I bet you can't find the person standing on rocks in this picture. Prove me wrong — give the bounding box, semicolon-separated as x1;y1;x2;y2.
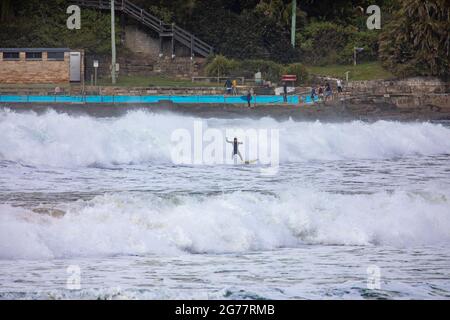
246;90;253;108
225;79;232;95
283;82;288;103
311;86;317;102
318;85;324;102
337;79;343;94
325;82;333;102
232;79;238;95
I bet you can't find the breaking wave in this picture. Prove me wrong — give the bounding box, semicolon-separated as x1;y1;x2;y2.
1;188;449;260
0;109;449;166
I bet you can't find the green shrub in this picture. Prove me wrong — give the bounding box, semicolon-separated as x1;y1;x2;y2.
338;31;380;64
298;21;355;65
234;59;284;82
298;21;380;66
283;63;309;84
204;55;238;77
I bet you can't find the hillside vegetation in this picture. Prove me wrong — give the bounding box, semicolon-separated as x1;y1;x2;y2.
0;0;448;80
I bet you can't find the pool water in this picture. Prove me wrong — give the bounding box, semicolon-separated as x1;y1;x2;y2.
0;95;318;104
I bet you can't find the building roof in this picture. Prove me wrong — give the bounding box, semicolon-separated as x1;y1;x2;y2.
0;48;72;52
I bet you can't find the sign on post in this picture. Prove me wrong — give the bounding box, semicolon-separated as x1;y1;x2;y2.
353;47;365;66
93;60;99;86
282;75;297;82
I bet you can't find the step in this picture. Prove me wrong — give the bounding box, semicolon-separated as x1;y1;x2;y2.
72;0;213;57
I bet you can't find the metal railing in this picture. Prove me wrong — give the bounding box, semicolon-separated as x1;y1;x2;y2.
191;77;246;85
72;0;214;57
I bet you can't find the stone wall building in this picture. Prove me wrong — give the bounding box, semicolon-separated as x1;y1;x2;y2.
0;48;84;84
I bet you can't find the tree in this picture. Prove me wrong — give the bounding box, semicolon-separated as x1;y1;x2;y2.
182;0;299;62
379;0;450;79
0;0;118;55
0;0;14;22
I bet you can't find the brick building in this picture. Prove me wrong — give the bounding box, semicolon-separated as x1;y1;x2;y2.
0;48;84;84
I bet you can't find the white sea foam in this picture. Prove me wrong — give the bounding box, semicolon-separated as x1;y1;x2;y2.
0;109;449;166
1;188;449;260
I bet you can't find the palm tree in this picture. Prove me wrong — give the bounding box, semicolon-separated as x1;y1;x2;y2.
379;0;450;79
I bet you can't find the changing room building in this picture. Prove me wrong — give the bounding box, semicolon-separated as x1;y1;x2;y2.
0;48;84;84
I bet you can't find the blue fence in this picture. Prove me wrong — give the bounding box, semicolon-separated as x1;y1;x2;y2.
0;94;320;105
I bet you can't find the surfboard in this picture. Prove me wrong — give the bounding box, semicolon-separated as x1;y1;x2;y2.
243;159;258;165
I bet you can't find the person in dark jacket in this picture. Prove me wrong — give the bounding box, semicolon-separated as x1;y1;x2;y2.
318;86;324;101
225;79;232;95
325;82;333;101
246;90;252;108
283;82;288;103
226;137;243;161
311;86;316;100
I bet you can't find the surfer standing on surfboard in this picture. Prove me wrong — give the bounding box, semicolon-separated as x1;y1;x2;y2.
226;137;243;161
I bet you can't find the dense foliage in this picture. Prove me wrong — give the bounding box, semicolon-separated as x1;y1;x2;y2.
298;21;380;65
0;0;119;54
379;0;450;79
0;0;448;78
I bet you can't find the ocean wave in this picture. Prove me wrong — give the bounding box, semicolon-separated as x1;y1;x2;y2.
0;109;449;166
1;188;449;260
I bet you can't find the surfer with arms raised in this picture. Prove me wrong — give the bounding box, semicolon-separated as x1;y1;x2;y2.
226;137;243;161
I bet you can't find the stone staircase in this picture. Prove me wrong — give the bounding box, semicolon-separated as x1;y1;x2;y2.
72;0;213;57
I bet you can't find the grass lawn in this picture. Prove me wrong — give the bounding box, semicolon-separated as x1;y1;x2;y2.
0;62;393;92
306;62;394;81
97;75;220;87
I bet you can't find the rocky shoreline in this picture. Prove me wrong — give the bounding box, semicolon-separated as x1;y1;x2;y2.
1;77;449;121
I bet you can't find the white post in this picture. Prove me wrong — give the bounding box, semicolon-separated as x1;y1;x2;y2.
111;0;117;84
291;0;296;48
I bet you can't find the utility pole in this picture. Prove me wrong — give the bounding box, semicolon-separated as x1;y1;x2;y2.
291;0;297;47
111;0;116;84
